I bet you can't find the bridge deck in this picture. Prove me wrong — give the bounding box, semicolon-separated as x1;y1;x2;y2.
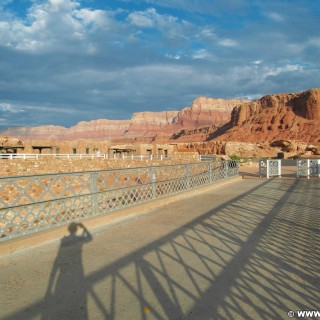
1;177;319;320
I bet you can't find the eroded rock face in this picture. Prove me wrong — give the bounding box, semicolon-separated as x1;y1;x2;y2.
180;141;280;158
124;111;179;137
222;88;320;143
0;136;23;146
1;97;247;140
66;119;131;140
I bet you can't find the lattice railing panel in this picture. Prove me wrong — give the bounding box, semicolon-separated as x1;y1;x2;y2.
0;173;92;208
297;159;320;178
0;195;94;240
0;161;238;241
268;160;280;176
259;159;281;178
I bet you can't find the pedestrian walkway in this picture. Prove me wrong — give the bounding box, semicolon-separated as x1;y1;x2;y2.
1;177;319;320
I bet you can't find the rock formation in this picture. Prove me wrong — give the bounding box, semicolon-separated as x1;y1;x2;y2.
0;136;23;146
0;97;247;141
218;88;320;143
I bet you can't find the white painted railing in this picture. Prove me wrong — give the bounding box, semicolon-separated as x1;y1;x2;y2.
259;159;282;178
297;159;320;178
0;154;172;160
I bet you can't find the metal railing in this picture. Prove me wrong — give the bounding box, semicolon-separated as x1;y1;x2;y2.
0;161;238;242
258;158;320;179
0;153;173;160
297;159;320;178
259;159;282;178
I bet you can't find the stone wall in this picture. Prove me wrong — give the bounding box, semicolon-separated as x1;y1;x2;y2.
0;153;200;177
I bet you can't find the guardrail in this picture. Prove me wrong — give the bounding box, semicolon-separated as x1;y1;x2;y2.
297;159;320;178
0;160;238;242
0;153;172;160
259;158;320;179
259;159;281;178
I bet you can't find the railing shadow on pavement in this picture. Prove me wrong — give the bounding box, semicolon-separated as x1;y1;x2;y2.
2;178;320;320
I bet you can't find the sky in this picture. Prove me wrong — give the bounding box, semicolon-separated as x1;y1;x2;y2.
0;0;319;129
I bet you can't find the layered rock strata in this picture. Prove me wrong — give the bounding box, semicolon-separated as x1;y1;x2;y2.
220;88;320;143
1;97;247;140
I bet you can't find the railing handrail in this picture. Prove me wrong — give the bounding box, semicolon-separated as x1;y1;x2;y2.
0;153;174;160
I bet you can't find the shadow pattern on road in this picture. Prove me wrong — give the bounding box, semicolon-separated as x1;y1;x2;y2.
3;178;320;320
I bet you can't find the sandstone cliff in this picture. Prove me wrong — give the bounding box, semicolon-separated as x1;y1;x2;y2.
124;111;179;137
1;97;247;140
170;88;320;144
125;97;247;138
65;119;131;140
218;88;320;143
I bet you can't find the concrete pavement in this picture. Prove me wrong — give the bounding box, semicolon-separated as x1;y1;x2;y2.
0;177;319;320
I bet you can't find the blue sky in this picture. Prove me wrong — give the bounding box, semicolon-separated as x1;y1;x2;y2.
0;0;319;129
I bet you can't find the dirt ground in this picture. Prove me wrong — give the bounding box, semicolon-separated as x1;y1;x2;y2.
0;176;319;320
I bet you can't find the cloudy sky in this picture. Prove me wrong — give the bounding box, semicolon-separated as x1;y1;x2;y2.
0;0;319;129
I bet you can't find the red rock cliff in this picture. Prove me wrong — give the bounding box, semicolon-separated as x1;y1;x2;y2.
1;97;247;140
220;88;320;143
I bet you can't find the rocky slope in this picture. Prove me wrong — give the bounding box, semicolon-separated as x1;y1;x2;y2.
1;97;247;140
169;88;320;144
218;88;320;143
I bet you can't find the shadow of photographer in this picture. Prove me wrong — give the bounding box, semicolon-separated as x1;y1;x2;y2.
41;222;92;320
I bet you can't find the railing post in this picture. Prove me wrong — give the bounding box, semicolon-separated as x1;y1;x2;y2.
279;160;282;178
208;162;212;183
91;172;98;215
150;167;156;199
224;161;229;179
186;165;190;189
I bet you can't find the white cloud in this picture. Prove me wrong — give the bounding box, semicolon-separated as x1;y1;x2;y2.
0;103;24;113
308;37;320;48
198;27;216;39
126;7;191;40
192;49;214;60
127;9;155;27
0;0;116;52
264;64;303;77
165;53;181;60
218;39;239;47
266;12;285;22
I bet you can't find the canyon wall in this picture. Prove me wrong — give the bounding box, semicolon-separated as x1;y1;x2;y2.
0;97;247;141
169;88;320;144
221;88;320;143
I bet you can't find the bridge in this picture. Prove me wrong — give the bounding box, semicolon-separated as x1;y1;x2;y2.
0;161;319;319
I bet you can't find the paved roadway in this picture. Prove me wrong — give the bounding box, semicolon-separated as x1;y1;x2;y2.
0;176;320;320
